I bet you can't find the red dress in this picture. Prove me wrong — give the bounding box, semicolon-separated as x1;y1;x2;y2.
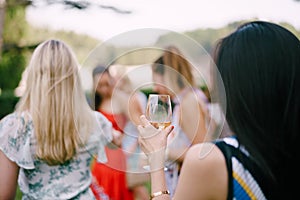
91;110;134;200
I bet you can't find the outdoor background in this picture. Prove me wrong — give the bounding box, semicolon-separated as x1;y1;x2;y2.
0;0;300;199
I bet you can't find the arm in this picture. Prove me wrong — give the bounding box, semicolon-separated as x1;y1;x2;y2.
126;92;144;126
165;92;208;163
114;90;143;126
137;115;173;199
0;150;19;200
109;129;124;148
166;146;187;163
180;92;208;144
137;115;228;200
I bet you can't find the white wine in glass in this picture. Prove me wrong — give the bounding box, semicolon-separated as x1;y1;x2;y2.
146;94;172;130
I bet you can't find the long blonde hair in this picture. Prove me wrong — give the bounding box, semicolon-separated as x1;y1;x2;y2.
16;39;95;165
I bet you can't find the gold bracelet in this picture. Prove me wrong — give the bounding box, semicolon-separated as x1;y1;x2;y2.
150;190;170;199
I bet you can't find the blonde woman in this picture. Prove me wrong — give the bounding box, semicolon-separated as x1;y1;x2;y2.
0;39;114;200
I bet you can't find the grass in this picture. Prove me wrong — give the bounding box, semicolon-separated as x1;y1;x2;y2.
16;187;22;200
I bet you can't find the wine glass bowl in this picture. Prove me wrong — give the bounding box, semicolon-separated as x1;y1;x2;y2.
145;94;172;130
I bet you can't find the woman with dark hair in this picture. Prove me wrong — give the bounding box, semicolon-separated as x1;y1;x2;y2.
137;21;300;199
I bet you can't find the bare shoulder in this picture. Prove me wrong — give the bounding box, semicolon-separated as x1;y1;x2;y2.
174;143;228;200
180;91;201;118
185;143;227;172
180;90;206;115
181;90;199;106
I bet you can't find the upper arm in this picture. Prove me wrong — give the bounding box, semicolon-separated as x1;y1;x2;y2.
0;150;19;200
173;143;228;200
180;93;208;144
124;92;143;126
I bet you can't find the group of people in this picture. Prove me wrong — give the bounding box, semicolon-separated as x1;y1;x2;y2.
0;20;299;200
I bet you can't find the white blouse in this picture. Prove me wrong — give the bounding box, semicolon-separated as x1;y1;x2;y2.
0;111;112;200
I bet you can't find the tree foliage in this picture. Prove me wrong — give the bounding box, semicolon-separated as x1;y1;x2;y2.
0;0;27;91
24;27;101;63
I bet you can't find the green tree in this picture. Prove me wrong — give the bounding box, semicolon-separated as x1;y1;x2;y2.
0;0;28;118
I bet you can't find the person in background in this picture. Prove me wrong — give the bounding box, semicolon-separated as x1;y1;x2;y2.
91;65;143;200
138;21;300;199
112;66;150;200
0;39;114;200
151;45;211;196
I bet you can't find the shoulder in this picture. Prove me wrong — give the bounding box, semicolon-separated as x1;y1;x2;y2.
180;90;199;108
0;112;35;169
92;111;113;134
177;142;228;199
184;142;227;174
0;111;33;137
93;111;109;123
179;90;204;118
93;111;113;131
181;88;207;105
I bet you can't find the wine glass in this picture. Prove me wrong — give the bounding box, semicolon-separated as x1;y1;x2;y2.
145;94;172;130
142;94;172;171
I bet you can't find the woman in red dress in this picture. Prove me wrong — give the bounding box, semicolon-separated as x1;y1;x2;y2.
90;65;143;200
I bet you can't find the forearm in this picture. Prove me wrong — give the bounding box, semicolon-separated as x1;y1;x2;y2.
150;169;170;200
137;116;174;200
149;153;171;200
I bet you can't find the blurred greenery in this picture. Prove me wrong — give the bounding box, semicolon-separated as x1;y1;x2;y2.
0;0;101;120
95;19;300;67
16;187;22;200
0;90;19;119
1;2;27;88
158;19;300;55
24;27;101;64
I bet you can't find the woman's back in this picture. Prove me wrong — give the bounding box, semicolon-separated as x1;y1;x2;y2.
0;111;112;200
214;137;270;199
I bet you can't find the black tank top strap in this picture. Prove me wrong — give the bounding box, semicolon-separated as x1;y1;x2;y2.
213;137;272;199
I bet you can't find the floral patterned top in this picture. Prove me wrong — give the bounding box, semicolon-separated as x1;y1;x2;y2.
0;111;113;200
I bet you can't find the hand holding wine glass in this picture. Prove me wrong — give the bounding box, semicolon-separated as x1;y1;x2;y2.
138;94;173;171
138;115;174;171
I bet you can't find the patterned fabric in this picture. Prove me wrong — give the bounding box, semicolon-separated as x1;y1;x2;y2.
214;137;269;200
0;111;113;200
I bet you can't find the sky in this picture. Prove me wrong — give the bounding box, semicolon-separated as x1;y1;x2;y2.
24;0;300;91
26;0;300;42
